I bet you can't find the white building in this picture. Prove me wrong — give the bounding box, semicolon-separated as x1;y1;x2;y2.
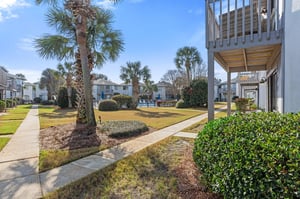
92;79;170;102
23;82;48;102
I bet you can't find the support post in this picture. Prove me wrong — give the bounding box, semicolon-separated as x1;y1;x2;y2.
208;50;215;121
227;72;231;116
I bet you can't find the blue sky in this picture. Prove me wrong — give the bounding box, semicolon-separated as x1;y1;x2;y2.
0;0;226;83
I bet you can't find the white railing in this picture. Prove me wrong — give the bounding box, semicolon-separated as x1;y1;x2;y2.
206;0;282;47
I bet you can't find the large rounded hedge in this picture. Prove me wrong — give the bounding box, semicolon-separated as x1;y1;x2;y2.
193;112;300;198
98;99;118;111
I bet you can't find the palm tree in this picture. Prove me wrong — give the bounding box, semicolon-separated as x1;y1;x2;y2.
57;62;74;108
142;80;158;102
40;68;64;100
35;2;124;125
120;61;151;109
174;46;201;85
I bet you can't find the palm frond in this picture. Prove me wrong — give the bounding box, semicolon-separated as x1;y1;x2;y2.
34;35;74;60
46;7;75;36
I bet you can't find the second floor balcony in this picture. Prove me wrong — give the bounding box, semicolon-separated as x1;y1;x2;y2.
238;72;260;83
206;0;283;73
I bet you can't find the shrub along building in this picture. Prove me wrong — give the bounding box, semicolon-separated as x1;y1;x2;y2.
92;79;172;102
206;0;299;120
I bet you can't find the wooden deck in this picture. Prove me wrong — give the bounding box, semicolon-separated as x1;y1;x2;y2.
215;44;281;72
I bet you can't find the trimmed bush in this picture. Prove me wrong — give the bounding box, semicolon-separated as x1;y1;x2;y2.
193;112;300;198
234;97;249;112
112;94;133;109
6;99;16;108
100;120;148;138
160;100;177;107
41;100;55;105
58;87;77;108
98;99;118;111
0;100;5;112
182;79;208;108
57;87;68;108
175;99;186;108
34;97;42;104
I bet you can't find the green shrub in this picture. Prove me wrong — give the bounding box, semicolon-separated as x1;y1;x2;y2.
6;99;16;108
175;99;186;108
193;112;300;198
100;120;148;138
41;100;55;105
98;99;118;111
34;97;42;104
57;87;68;108
234;97;249;112
0;100;5;112
160;100;177;107
112;94;133;109
182;79;208;108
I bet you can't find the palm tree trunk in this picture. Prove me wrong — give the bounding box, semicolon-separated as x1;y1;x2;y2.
75;52;87;123
132;78;139;109
67;86;72;108
67;0;96;126
76;17;96;126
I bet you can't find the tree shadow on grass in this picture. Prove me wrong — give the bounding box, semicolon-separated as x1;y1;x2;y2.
39;109;76;119
135;109;184;118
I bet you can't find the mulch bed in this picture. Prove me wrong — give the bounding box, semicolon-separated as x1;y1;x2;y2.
39;123;156;151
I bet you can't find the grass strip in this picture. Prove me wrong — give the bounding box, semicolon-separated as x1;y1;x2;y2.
0;137;10;151
44;137;195;199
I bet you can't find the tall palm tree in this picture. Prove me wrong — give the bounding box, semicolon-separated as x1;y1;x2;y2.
120;61;151;109
174;46;201;86
35;2;124;125
142;80;158;101
40;68;64;100
57;62;74;108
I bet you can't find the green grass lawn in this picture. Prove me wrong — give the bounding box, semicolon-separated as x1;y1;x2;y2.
39;106;206;130
0;105;31;135
44;137;219;199
0;137;10;151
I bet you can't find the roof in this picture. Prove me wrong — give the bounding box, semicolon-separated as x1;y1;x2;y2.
0;66;8;73
93;79;118;86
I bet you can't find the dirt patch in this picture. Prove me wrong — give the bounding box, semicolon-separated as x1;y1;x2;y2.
40;123;156;151
174;142;222;199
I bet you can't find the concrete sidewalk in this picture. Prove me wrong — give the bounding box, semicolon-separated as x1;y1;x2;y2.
0;105;42;199
0;106;225;199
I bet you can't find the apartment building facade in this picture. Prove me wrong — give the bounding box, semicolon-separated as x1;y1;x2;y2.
206;0;298;120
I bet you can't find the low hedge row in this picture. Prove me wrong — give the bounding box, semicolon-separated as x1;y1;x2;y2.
0;100;5;112
193;112;300;198
100;120;148;138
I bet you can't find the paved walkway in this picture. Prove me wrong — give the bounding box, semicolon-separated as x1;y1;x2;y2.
0;105;41;199
0;106;225;199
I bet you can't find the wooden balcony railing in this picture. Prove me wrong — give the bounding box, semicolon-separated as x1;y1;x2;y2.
206;0;282;48
238;72;259;83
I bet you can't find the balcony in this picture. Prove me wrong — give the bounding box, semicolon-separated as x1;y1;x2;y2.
206;0;283;72
238;72;260;83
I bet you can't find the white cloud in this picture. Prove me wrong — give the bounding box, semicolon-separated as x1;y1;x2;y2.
96;0;116;10
0;0;30;22
18;37;35;52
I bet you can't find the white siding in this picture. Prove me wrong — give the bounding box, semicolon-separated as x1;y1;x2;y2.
283;0;300;113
